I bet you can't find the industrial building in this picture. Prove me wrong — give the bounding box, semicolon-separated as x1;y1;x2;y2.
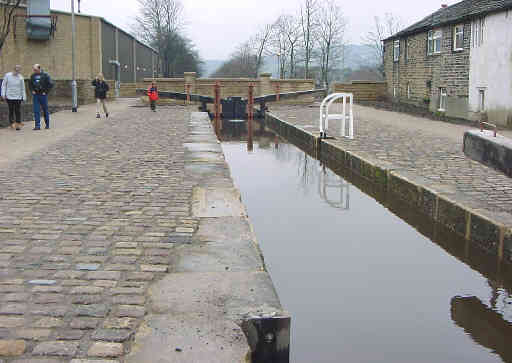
0;0;158;83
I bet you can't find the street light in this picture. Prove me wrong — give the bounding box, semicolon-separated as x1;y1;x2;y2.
71;0;78;112
274;52;281;79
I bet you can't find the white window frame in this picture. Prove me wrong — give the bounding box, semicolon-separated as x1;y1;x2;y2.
428;30;443;54
393;87;397;98
428;30;434;54
453;24;464;51
478;89;485;112
433;30;442;53
407;83;411;99
439;87;447;111
393;40;400;62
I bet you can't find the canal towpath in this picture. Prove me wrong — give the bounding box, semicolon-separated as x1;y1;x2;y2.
0;99;284;362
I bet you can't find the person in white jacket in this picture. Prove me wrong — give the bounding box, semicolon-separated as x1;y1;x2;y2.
1;65;27;130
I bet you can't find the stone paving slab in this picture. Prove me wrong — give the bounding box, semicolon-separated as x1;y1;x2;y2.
0;102;197;361
0;100;133;168
0;103;285;362
269;104;512;221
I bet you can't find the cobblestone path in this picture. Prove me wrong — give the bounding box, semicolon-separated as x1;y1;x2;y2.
0;104;197;362
270;104;512;221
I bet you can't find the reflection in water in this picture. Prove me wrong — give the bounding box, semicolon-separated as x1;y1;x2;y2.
275;136;350;210
222;129;512;363
452;296;512;363
318;166;350;210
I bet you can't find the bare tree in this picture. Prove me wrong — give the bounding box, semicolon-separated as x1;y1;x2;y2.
316;0;346;88
363;13;402;76
212;42;259;78
249;24;273;75
273;14;301;78
268;16;290;79
134;0;195;77
0;0;23;52
299;0;319;79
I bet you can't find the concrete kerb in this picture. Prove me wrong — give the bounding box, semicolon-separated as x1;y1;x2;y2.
265;111;512;261
125;111;290;363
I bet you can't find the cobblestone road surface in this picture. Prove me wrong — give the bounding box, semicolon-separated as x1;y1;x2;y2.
270;104;512;221
0;101;197;362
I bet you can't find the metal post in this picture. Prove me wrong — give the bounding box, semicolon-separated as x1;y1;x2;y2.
276;84;280;102
185;84;191;104
248;83;254;151
349;94;354;139
71;0;78;112
341;95;346;137
214;81;220;136
277;53;281;79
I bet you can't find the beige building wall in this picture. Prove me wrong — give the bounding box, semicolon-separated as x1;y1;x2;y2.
0;6;101;80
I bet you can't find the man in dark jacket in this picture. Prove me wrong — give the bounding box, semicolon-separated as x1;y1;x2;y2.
92;73;109;118
29;64;53;130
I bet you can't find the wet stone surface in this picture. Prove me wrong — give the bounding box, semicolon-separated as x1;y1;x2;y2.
0;105;198;360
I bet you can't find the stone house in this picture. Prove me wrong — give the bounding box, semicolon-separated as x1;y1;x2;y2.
383;0;512;127
0;0;158;82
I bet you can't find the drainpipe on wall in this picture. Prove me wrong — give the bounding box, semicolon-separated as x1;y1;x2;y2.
71;0;78;112
109;60;120;98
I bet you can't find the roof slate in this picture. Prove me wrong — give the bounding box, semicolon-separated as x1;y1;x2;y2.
386;0;512;40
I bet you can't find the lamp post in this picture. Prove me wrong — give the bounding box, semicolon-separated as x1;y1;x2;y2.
275;53;281;79
71;0;78;112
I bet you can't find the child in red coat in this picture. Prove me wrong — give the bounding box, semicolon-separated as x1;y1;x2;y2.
147;81;158;112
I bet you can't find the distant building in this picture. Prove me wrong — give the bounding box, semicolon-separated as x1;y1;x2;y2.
0;0;158;82
383;0;512;126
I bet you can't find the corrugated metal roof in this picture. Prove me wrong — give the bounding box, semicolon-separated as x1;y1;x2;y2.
386;0;512;40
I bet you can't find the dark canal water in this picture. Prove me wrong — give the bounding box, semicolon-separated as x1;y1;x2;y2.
221;133;512;363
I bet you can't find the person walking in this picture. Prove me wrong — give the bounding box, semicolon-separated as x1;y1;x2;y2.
92;73;109;118
1;65;27;131
29;64;53;130
147;81;158;112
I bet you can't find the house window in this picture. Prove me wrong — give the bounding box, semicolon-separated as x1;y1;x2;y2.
407;83;411;99
453;24;464;51
393;87;397;97
428;30;442;54
439;88;447;111
393;40;400;62
478;89;485;111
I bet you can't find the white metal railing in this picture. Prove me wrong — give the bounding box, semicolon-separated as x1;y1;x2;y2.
319;93;354;139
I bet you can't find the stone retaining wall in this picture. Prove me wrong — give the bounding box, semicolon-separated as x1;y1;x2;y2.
265;111;512;263
333;81;387;102
464;130;512;177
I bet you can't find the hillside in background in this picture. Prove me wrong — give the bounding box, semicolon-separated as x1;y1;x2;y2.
205;44;379;80
260;44;379;79
202;60;225;77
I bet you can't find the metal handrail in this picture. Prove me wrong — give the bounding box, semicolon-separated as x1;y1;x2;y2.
319;93;354;139
480;121;497;137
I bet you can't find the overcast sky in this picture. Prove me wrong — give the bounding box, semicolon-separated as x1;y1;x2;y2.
50;0;460;60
